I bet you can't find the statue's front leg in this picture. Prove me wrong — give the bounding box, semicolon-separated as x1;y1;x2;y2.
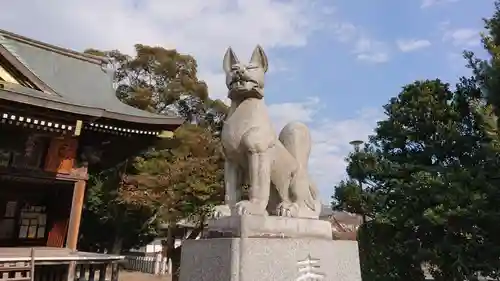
235;128;273;216
212;159;241;219
225;160;241;214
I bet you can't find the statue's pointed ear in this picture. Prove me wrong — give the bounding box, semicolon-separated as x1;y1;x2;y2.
250;45;268;73
223;47;239;73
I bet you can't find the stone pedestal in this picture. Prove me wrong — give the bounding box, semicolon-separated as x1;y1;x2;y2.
205;214;333;240
179;216;362;281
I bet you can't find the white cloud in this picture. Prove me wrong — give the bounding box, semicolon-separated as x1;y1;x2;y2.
396;39;432;52
353;38;390;63
330;23;389;63
421;0;459;9
0;0;331;100
332;23;358;43
0;0;378;201
268;99;381;201
356;53;389;63
310;108;381;199
442;26;480;47
268;97;321;130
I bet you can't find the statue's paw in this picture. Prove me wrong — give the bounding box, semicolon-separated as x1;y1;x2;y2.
277;202;299;217
235;200;268;216
212;204;232;219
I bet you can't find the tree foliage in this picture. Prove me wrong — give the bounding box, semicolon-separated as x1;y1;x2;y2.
79;45;227;254
332;2;500;278
80;169;157;253
85;46;227;128
334;78;500;280
120;124;225;223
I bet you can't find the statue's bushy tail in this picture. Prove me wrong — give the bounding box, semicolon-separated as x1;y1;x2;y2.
278;122;319;211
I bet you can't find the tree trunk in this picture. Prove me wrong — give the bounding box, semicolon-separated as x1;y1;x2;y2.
110;236;124;255
164;224;175;261
171;246;182;281
172;219;206;280
171;218;206;281
160;224;176;279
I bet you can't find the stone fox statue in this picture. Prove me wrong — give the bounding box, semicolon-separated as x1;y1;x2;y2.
219;45;321;219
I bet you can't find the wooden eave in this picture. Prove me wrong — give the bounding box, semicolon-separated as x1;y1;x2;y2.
0;29;184;131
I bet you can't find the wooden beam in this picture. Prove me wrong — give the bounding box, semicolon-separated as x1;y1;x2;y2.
0;64;19;84
66;180;86;250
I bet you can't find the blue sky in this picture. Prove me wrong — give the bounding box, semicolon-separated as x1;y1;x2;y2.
265;0;491;118
0;0;493;201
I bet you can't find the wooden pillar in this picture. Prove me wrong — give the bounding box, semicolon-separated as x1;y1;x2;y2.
66;180;86;250
66;261;77;281
111;262;119;281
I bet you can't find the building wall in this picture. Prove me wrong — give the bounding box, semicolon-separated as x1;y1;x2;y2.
0;181;72;247
131;229;201;254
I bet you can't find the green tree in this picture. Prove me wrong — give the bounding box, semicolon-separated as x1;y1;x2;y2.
465;1;500;121
79;46;228;254
333;2;500;280
79;169;157;253
332;145;378;217
85;46;227;129
120;124;225;276
120;124;224;223
333;79;500;280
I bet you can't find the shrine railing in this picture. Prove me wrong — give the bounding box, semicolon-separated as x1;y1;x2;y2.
0;248;122;281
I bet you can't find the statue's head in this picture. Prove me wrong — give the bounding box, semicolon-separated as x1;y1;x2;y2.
223;45;268;101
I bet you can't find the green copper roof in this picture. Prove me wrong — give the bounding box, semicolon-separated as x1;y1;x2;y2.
0;29;183;126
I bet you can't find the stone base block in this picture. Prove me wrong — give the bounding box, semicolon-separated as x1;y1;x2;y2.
179;238;362;281
205;215;333;240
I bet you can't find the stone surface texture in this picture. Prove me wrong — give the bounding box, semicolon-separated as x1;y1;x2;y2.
217;45;321;219
205;215;333;240
178;46;362;281
179;238;362;281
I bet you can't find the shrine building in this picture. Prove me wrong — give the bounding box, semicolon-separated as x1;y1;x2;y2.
0;29;183;281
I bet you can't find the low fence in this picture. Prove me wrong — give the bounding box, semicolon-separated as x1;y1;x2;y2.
0;261;33;281
122;254;171;276
0;248;121;281
72;263;119;281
